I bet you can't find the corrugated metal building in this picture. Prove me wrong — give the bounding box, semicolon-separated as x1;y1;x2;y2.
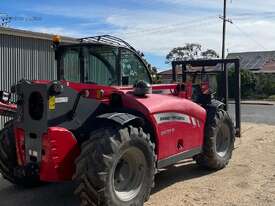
0;27;77;128
227;51;275;73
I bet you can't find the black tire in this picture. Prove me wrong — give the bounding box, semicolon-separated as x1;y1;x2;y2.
74;125;156;206
0;121;42;187
195;108;235;170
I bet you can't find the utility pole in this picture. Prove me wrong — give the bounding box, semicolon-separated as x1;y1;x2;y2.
219;0;233;110
222;0;227;60
220;0;233;60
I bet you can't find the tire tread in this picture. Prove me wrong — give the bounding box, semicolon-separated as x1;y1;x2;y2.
74;125;156;206
195;108;235;170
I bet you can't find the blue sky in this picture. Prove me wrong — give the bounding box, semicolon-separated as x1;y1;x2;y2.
1;0;275;70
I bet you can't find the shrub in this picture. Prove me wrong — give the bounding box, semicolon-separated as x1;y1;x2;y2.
227;68;256;99
256;74;275;96
268;95;275;101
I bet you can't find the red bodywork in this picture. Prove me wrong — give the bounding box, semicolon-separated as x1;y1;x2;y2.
8;81;207;182
0;101;17;115
15;127;80;181
121;93;206;159
40;127;80;181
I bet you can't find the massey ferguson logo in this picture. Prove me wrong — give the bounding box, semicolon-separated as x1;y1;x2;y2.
159;115;188;122
154;113;191;124
154;112;201;128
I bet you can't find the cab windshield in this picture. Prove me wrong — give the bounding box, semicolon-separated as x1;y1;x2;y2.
59;45;151;86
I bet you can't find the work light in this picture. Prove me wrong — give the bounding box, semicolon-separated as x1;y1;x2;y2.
0;91;11;104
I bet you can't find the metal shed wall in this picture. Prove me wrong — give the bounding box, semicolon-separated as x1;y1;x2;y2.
0;28;77;128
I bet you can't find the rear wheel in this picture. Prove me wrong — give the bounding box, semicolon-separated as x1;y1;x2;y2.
74;125;156;206
0;121;42;187
195;108;235;170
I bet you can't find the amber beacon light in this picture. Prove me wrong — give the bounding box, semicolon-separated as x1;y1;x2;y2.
52;35;61;44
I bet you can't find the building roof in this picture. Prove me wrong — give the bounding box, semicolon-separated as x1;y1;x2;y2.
0;28;139;52
0;26;77;43
255;60;275;73
227;51;275;72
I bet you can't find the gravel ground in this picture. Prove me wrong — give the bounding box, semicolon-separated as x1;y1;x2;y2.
146;123;275;206
0;123;275;206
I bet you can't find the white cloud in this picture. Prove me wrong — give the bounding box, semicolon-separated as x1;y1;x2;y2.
156;0;275;13
19;26;85;37
23;1;275;67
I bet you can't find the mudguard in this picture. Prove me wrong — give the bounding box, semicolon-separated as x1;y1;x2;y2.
40;127;80;181
208;99;225;109
120;93;207;160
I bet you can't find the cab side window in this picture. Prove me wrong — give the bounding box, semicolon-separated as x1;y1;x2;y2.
84;47;118;85
120;49;150;85
63;49;81;82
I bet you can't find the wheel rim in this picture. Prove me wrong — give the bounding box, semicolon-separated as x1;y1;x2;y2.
216;124;231;157
112;147;147;202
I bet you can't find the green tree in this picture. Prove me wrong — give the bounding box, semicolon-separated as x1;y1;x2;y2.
201;49;219;59
166;43;218;63
166;43;202;63
256;74;275;97
228;68;256;98
150;66;162;84
140;53;161;84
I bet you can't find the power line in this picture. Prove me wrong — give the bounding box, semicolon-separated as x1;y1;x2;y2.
232;12;275;22
113;16;219;37
103;16;218;36
127;20;218;36
218;1;268;56
131;12;275;36
108;12;275;38
231;22;267;50
115;12;271;39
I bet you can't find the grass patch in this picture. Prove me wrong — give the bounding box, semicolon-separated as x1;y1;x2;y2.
267;95;275;101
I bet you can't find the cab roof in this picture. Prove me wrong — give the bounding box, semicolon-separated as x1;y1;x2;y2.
77;35;138;52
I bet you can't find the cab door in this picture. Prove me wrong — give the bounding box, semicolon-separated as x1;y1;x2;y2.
120;48;152;85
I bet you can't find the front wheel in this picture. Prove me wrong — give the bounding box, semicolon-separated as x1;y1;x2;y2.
74;125;156;206
195;108;235;170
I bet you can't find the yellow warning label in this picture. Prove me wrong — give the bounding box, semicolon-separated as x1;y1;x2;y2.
49;96;55;110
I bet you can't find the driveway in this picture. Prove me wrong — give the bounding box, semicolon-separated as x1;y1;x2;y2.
229;103;275;125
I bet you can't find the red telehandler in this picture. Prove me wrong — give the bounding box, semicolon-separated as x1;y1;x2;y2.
0;35;240;206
